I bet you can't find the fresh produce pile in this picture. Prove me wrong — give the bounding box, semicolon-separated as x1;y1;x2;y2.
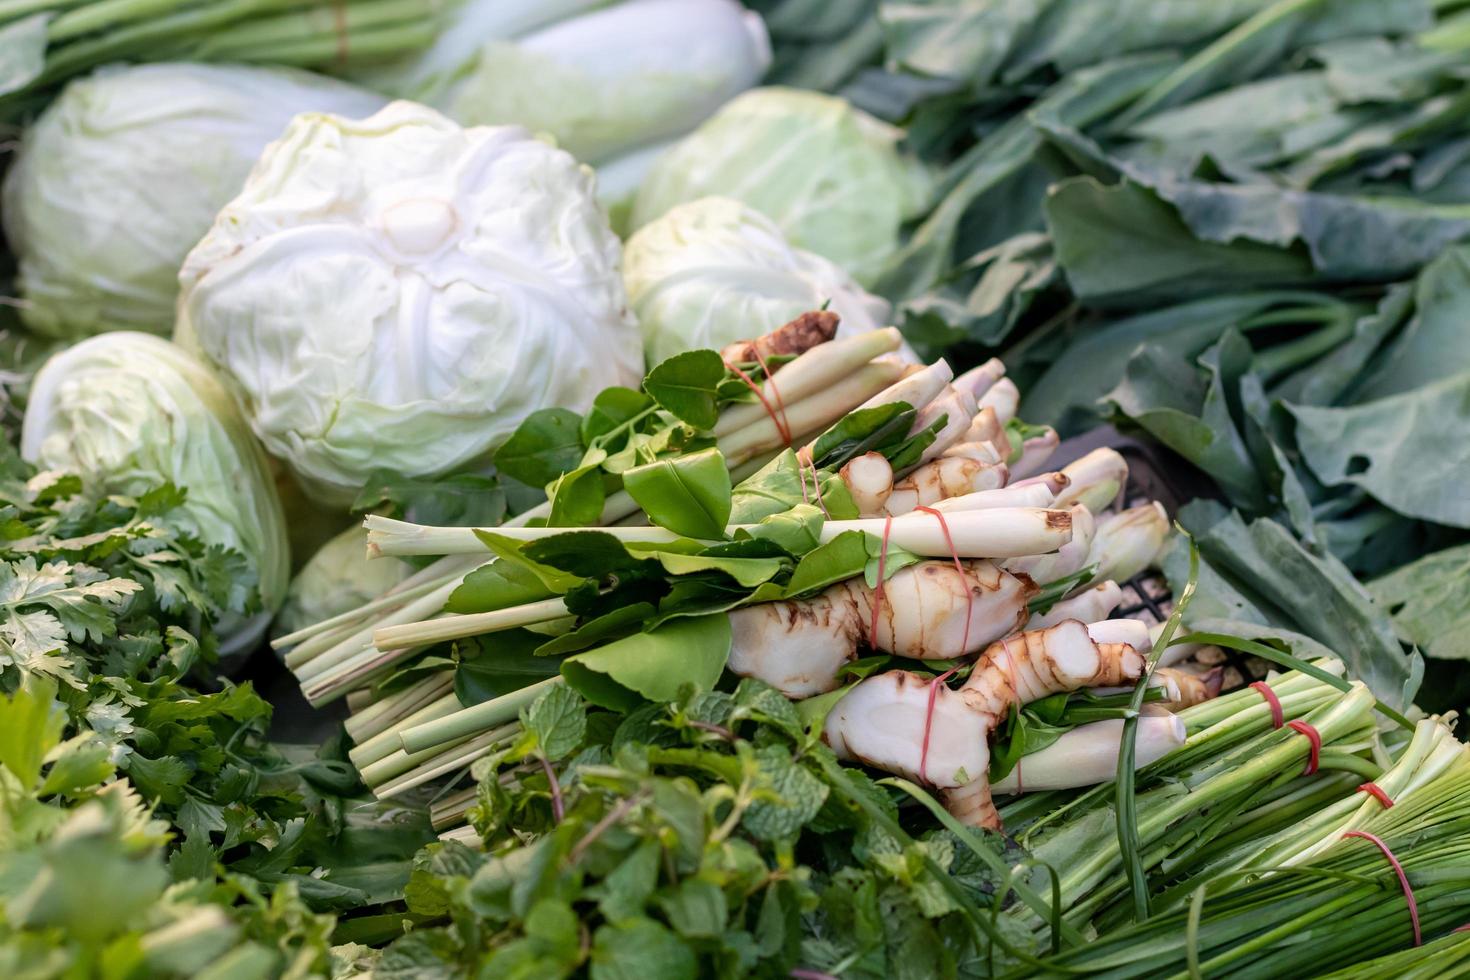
0;1;1468;978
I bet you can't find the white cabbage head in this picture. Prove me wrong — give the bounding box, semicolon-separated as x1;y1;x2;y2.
625;197;892;365
20;332;290;654
274;525;411;639
436;0;771;164
631;87;931;286
176;101;642;505
0;63;385;340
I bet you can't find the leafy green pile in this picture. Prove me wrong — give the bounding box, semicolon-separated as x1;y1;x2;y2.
0;446;430;974
368;678;1049;979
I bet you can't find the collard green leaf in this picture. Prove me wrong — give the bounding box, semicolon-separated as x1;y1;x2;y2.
1290;370;1470;528
1370;542;1470;660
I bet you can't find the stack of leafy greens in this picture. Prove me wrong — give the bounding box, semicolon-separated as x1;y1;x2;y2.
0;446;430;975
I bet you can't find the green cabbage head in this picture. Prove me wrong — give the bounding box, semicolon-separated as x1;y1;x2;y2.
631;87;931;286
20;333;290;654
176;101;643;505
625;197;891;365
0;63;385;340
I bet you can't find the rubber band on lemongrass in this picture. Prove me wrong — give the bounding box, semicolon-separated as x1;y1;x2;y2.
915;505;972;656
724;359;791;445
868;515;894;650
919;666;960;784
1357;783;1395;808
1287;719;1321;775
1250;681;1284;729
1343;830;1421;946
752;348;792;441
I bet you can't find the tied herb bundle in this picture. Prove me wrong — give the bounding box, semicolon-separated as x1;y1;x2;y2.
0;445;430;975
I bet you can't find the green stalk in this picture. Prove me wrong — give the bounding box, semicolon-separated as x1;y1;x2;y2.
0;0;88;21
343;672;455;745
372;596;569;651
376;724;517;799
348;691;460;770
400;677;561;755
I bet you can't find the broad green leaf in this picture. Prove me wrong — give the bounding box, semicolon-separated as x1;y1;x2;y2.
562;615;731;712
455;630;565;706
643;350;726;430
473;532;585;594
622;448;732;540
583;388;655;445
1370;542;1470;660
546;463;607;527
1290;370;1470;528
445;560;555;615
494;407;587;489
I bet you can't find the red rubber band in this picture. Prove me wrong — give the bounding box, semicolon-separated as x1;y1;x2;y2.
1343;830;1421;947
803;457;830;518
915;506;972;656
869;516;893;650
1250;681;1284;729
919;666;959;784
724;359;791;446
1456;924;1470;933
1287;720;1321;775
1357;782;1395;808
752;348;791;442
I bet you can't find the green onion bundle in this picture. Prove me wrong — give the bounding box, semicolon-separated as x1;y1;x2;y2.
0;0;440;121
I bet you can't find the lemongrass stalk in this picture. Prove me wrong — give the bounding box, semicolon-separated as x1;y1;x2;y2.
929;481;1056;513
373;597;570;652
952;358;1005;401
366;506;1075;562
911;388;979;465
349;691;462;770
977;377;1019;424
344;673;455;745
192;20;438;65
376;724;517;799
713;327;903;436
400;677;562;755
1054;448;1127;513
292;577;460;677
185;0;426;54
431;787;478;831
1088;503;1171;585
345;688;375;714
272;554;479;650
439;825;482;847
849;356;952;416
721;360;905;464
302;643;426;707
361;733;474;789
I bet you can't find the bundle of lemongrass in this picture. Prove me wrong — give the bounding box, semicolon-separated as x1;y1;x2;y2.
277;318;1201;838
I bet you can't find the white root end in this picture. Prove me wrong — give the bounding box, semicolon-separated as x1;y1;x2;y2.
1010;428;1059;480
941;439;1009;466
960;406;1004;447
991;709;1186;795
889;456;1009;514
976;377;1019;424
1028;580;1124;630
1003;504;1096;584
1089;501;1171;585
840;452;895;517
1054;448;1128;513
1085;618;1153;656
1153;666;1223;710
1012;471;1070;497
824;670;987;791
727;586;866;699
953;358;1006;403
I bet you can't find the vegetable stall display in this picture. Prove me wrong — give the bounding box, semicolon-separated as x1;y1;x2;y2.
1;0;1469;976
